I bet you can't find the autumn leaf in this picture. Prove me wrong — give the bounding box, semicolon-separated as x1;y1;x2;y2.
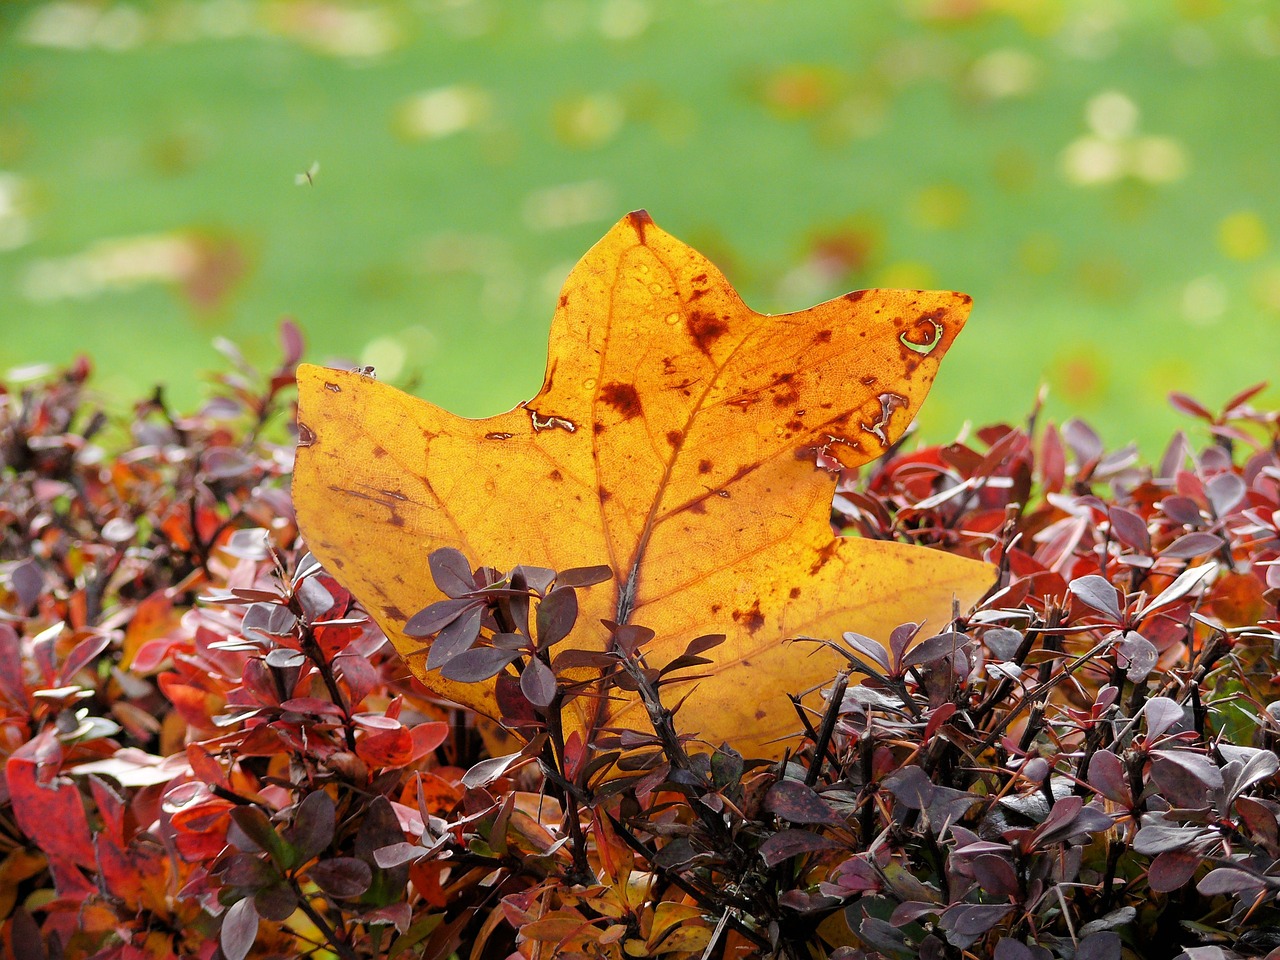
293;211;993;760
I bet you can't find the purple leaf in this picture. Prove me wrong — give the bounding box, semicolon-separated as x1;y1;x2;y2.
1069;575;1121;621
995;940;1052;960
1144;697;1186;741
520;656;558;708
374;842;427;869
970;854;1019;898
253;882;299;921
428;548;475;598
535;586;578;649
1117;631;1157;682
888;623;921;671
220;898;260;960
424;605;483;670
764;780;844;826
939;902;1012;936
1143;562;1217;616
285;790;335;864
556;565;613;588
1163;532;1225;560
902;632;967;670
1087;750;1131;806
1206;473;1245;516
407;599;481;640
758;830;842;867
1108;506;1151;552
1197;867;1270;896
983;627;1023;661
295;576;335;619
440;646;521;683
308;857;373;899
1076;932;1122;960
1152;750;1223;790
841;631;890;673
1160;495;1204;526
1133;818;1209;855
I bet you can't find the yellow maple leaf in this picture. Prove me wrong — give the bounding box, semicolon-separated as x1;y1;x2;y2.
293;211;993;760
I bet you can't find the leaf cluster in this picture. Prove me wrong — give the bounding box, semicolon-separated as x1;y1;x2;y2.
2;341;1280;960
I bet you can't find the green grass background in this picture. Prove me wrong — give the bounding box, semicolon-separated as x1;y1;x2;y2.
2;0;1278;451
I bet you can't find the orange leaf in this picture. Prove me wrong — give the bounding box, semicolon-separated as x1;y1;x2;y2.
293;212;994;760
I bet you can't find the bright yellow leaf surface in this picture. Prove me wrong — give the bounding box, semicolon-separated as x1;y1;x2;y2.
293;212;994;760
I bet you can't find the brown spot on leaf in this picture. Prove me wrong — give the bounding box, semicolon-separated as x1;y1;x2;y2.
297;423;316;447
690;500;706;514
809;540;839;575
692;273;708;284
698;459;713;474
687;309;729;356
384;606;406;621
710;603;722;614
388;514;405;527
628;209;653;242
666;430;683;447
843;291;867;303
594;422;606;435
814;329;832;343
773;390;800;407
601;382;643;420
559;293;569;308
600;488;612;503
732;601;765;634
549;469;563;481
787;419;804;431
789;587;801;599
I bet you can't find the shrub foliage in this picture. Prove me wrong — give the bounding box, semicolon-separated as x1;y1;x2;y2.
1;329;1279;960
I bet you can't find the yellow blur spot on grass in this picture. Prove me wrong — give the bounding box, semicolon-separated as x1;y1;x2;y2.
1217;211;1269;260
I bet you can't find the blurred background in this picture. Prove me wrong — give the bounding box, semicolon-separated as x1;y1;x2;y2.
1;0;1278;452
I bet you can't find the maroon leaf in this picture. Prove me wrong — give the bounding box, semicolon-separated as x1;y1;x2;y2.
758;829;842;867
253;882;299;921
970;853;1019;899
1108;506;1151;553
308;857;373;898
1148;850;1203;893
764;780;844;826
556;565;613;588
1087;750;1131;806
1160;495;1205;526
1168;392;1214;421
285;790;336;864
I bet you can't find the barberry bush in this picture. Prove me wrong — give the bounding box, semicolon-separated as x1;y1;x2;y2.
1;326;1279;960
